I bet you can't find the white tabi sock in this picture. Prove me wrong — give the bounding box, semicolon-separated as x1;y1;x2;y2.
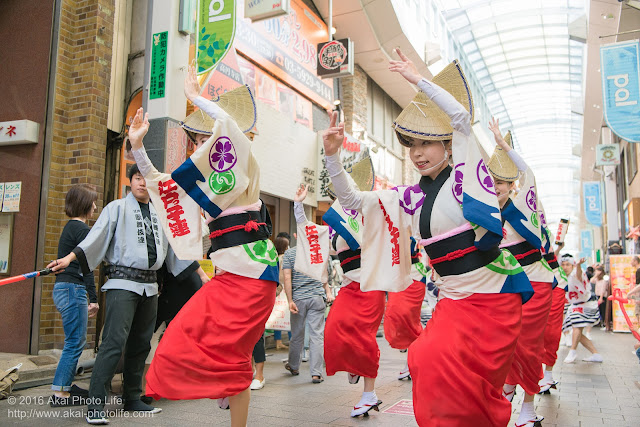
543;369;554;383
517;401;536;424
362;391;377;402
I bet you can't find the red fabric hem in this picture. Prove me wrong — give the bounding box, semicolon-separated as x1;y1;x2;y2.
506;281;552;395
324;282;385;378
408;293;522;427
145;273;275;400
542;286;567;366
384;280;426;349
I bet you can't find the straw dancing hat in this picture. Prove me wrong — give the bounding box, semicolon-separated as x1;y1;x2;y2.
393;60;474;146
180;84;257;142
327;156;375;199
487;131;519;182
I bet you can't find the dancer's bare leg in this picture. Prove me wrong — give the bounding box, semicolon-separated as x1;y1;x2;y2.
579;334;598;354
363;376;375;392
229;388;250;427
570;327;583;350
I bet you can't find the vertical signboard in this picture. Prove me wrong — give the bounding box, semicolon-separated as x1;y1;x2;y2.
583;181;603;227
196;0;236;75
601;41;640;143
150;31;168;100
609;255;639;332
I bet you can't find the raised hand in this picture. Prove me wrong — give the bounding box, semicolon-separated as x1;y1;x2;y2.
489;117;512;152
488;117;510;151
294;184;308;202
128;107;150;150
389;48;422;85
322;110;345;157
184;65;201;102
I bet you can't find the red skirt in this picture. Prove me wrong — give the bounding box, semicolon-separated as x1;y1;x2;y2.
408;293;521;427
324;281;385;378
145;273;275;400
506;281;552;395
384;280;426;349
542;286;567;366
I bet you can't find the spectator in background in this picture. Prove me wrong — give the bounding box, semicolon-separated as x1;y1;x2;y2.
274;233;291;350
50;184;99;407
282;186;334;383
590;265;609;330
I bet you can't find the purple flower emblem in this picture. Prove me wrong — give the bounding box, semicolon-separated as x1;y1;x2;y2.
476;161;496;195
540;212;547;227
395;184;425;215
209;136;237;172
452;163;464;204
526;187;537;212
342;207;359;219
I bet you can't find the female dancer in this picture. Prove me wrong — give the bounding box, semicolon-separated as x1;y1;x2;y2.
486;120;554;427
323;48;532;426
562;255;603;363
129;66;278;427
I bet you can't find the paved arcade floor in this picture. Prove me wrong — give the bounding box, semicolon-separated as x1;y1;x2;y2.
0;328;638;426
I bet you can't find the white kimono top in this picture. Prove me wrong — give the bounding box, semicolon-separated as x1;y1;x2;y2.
133;96;279;283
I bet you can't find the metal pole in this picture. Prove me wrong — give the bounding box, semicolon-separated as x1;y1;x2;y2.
142;0;154;111
599;28;640;39
328;0;333;42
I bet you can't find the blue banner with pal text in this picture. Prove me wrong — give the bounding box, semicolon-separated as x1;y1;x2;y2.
583;181;603;227
601;41;640;143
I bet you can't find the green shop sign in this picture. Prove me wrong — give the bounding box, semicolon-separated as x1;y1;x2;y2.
197;0;236;75
150;31;168;99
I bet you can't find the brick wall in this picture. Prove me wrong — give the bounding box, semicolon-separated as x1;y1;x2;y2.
340;65;368;136
39;0;115;351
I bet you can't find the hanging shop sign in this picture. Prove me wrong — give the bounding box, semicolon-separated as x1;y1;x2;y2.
196;0;236;75
244;0;289;22
581;229;594;252
149;31;168;100
583;181;603;227
317;38;354;79
595;143;620;166
0;120;39;146
600;40;640;143
234;0;333;109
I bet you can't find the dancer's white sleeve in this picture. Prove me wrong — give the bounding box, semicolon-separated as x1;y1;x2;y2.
192;96;230;121
324;152;363;211
293;201;307;224
132;146;154;178
417;79;471;136
507;150;528;172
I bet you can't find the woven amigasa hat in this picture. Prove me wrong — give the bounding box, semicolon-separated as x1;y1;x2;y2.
392;60;474;146
487;131;519;182
180;84;257;142
327;156;375;199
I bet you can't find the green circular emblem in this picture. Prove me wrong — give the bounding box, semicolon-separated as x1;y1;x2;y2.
209;170;235;195
347;217;359;232
530;211;539;228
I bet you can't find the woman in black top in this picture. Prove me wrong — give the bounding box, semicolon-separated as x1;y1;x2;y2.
50;184;98;407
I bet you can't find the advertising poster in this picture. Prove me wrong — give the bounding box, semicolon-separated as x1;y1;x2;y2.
609;254;639;332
